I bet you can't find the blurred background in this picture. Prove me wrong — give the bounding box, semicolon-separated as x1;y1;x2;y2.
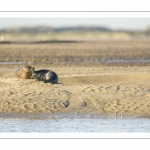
0;18;150;42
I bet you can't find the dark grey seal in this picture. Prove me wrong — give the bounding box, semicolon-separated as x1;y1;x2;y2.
31;69;58;83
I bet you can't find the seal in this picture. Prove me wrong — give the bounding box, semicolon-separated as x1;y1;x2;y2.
31;69;58;83
15;65;34;79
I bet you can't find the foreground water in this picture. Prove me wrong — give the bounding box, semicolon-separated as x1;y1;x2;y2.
0;115;150;132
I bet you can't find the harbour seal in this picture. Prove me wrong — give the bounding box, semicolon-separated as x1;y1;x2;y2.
31;69;58;83
15;65;34;79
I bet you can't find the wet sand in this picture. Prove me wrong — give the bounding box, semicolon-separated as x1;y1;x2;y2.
0;41;150;117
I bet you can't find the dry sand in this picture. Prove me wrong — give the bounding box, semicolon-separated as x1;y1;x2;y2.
1;66;150;117
0;41;150;117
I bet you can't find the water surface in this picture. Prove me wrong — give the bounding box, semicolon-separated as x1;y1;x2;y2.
0;116;150;132
1;59;150;65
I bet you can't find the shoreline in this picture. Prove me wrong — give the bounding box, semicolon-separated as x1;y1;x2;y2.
0;112;150;119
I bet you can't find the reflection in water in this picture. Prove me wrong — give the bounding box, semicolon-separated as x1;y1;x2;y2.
0;116;150;132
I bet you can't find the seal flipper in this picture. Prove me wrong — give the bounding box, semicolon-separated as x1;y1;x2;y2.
44;80;52;83
44;79;58;84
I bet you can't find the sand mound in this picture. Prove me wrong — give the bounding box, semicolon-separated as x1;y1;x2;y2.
0;67;150;117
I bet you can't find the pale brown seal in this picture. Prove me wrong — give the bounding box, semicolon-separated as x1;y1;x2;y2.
31;69;58;83
15;65;34;79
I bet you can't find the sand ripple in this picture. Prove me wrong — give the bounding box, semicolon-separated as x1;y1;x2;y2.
0;67;150;117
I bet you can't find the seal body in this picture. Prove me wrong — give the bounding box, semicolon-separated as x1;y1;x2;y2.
15;65;34;79
31;69;58;83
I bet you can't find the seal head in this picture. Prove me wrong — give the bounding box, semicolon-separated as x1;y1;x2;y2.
15;65;35;79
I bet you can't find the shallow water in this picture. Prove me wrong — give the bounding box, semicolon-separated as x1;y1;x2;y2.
86;59;150;63
0;62;26;65
1;59;150;65
0;116;150;132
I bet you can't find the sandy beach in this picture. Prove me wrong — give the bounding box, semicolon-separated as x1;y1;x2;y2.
1;40;150;117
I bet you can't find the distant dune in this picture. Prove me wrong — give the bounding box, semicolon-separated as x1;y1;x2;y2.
0;26;150;42
0;26;112;33
0;26;150;35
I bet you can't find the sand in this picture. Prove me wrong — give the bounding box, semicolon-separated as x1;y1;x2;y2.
1;66;150;117
1;41;150;117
